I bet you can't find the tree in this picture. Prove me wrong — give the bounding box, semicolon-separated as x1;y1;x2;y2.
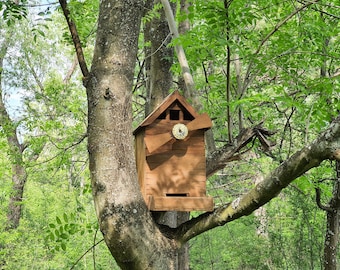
0;3;31;229
58;0;340;268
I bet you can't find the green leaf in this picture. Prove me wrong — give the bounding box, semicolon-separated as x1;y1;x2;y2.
60;233;68;239
56;216;62;225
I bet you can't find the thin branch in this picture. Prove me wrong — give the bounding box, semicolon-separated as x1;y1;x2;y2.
51;133;87;151
296;0;340;19
63;54;78;84
93;227;99;270
59;0;89;78
206;122;276;176
27;134;87;168
24;51;45;92
241;0;320;96
144;32;172;60
70;238;105;270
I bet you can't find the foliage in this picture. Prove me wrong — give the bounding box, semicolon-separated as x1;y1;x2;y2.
0;0;28;26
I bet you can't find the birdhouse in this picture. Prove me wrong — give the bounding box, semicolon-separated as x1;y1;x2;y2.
133;91;214;212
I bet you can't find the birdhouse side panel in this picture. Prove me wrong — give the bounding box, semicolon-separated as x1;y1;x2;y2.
134;131;146;198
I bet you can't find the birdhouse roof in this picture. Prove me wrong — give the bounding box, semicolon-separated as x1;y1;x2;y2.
133;91;199;135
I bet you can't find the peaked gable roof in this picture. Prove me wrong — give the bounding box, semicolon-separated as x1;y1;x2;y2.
133;91;199;135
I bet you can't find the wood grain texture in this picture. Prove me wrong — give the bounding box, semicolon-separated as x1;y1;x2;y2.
134;91;213;211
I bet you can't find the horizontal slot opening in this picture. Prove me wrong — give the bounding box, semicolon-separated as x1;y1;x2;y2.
166;193;188;197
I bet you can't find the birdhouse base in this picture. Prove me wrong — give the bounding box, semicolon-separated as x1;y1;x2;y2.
148;196;214;212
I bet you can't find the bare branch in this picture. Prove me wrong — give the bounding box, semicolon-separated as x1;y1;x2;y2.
59;0;89;79
70;238;105;270
315;187;334;211
206;122;276;176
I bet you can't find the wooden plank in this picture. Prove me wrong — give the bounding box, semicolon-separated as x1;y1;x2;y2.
144;171;207;197
186;113;212;131
133;91;199;134
134;132;146;196
146;152;206;165
144;132;174;153
148;196;214;211
145;185;207;197
145;123;204;136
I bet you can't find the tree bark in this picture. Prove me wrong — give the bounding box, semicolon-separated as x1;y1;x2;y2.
144;0;174;115
324;209;339;270
323;161;340;270
85;1;178;268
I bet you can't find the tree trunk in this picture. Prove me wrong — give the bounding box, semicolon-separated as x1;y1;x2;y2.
323;161;340;270
144;0;174;115
6;156;27;229
85;1;178;268
324;209;339;270
0;37;27;230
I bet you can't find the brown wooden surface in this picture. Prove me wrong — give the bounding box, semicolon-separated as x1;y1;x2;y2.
134;131;146;197
133;91;213;211
133;91;199;135
144;132;174;153
148;196;214;211
186;113;212;131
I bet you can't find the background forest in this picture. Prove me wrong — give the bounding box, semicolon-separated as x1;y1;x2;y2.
0;0;339;269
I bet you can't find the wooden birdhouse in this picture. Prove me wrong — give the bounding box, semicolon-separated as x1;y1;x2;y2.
134;91;214;212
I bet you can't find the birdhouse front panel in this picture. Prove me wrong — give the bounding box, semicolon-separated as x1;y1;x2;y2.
134;91;214;212
145;130;206;197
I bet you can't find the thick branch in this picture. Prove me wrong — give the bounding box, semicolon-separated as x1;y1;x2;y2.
175;116;340;243
59;0;89;78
